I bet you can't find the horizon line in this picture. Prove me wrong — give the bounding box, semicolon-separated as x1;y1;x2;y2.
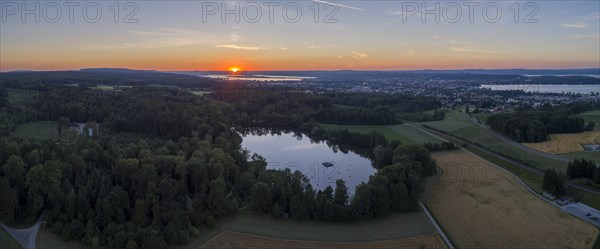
2;67;600;73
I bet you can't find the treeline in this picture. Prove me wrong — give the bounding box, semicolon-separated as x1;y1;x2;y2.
0;70;221;88
214;87;441;126
486;103;593;142
422;141;459;152
303;123;390;161
33;87;232;140
0;88;38;136
247;140;437;221
542;169;567;197
567;159;599;183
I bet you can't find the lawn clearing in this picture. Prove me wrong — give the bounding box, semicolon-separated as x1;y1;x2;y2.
320;124;413;144
386;124;444;144
199;231;446;249
422;111;475;132
472;113;492;124
321;124;443;145
574;110;600;124
0;227;22;249
35;227;87;249
523;131;600;154
428;150;598;249
561;151;600;162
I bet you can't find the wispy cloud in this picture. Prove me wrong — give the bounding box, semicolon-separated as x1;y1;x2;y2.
560;13;599;29
312;0;363;11
448;40;469;45
307;44;337;49
560;22;588;29
278;47;289;51
450;47;502;54
351;51;368;60
570;33;600;40
216;44;267;50
581;13;600;21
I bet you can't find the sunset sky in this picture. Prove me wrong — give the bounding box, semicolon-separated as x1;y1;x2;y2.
1;1;599;71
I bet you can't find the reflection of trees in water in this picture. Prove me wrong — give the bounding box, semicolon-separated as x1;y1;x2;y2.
238;127;375;162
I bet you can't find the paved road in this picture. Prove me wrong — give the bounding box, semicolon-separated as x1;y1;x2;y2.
0;218;43;249
418;202;455;249
464;113;568;163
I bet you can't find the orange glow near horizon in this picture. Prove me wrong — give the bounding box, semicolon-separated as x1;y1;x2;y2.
229;67;240;73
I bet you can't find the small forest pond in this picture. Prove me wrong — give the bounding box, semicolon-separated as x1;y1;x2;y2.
241;131;375;192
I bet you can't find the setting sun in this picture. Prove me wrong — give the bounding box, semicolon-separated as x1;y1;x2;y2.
229;67;240;73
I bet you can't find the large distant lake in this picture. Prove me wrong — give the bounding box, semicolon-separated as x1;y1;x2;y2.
241;131;375;192
480;84;600;94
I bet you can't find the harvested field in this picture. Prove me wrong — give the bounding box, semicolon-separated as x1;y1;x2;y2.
427;150;598;249
199;231;446;249
523;131;600;154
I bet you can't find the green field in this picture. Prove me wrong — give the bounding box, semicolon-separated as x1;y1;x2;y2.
561;151;600;162
422;111;475;132
321;124;413;144
387;125;444;144
0;227;22;249
574;110;600;124
321;124;442;145
10;121;77;141
472;113;492;124
451;126;567;171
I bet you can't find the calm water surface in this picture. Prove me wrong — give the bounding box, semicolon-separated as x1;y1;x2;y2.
241;132;375;192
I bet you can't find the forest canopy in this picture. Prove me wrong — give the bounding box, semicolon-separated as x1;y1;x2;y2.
486;103;593;142
0;81;440;249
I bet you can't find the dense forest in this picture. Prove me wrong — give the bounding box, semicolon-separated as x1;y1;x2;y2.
486;103;594;142
567;159;599;182
542;169;567;197
213;86;442;126
0;80;441;248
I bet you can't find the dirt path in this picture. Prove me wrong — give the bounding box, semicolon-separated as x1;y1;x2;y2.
199;231;446;249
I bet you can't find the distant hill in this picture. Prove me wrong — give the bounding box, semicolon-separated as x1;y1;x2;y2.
2;68;598;88
414;68;600;76
79;68;158;73
0;69;223;88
